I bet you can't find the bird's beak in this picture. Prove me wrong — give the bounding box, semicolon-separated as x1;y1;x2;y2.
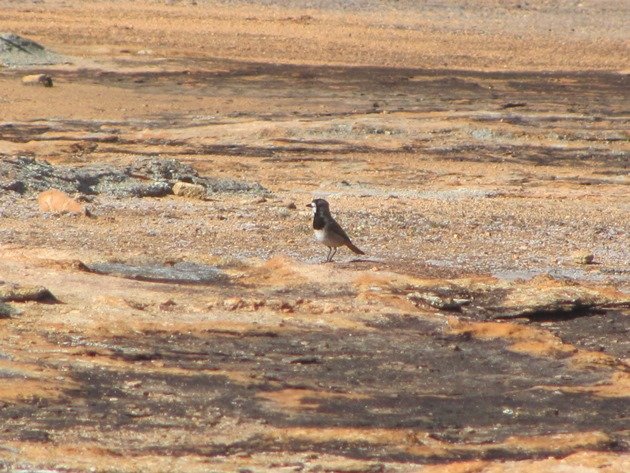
306;203;313;208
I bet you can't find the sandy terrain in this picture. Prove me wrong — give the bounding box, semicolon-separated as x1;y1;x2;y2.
0;1;628;472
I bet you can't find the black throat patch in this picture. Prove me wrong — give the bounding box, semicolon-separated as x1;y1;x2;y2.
312;212;326;230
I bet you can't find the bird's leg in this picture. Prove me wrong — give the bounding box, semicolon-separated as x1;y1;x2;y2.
325;247;332;263
330;247;337;262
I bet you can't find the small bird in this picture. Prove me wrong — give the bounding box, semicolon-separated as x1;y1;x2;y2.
307;198;365;262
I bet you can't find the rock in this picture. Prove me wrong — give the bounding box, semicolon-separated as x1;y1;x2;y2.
501;102;527;109
250;299;266;310
159;300;177;311
172;181;206;200
0;302;16;318
223;297;245;310
124;380;143;389
0;32;65;67
0;180;24;193
37;189;89;215
285;201;297;209
572;250;594;265
21;73;53;87
17;429;51;442
286;356;321;364
0;156;266;197
407;292;469;311
87;261;226;284
487;277;629;319
266;299;295;312
276;207;291;218
127;157;199;182
0;283;56;302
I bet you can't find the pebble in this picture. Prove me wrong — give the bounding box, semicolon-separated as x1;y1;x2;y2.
172;181;207;200
223;297;245;310
21;73;53;87
159;299;177;311
0;283;55;302
572;250;594;264
407;292;469;311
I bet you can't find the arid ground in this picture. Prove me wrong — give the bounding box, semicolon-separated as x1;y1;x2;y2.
0;1;628;472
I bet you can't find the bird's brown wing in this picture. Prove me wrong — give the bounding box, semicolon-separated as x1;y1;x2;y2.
327;218;365;254
326;218;352;242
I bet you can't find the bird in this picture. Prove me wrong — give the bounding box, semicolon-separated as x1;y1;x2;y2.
307;198;365;263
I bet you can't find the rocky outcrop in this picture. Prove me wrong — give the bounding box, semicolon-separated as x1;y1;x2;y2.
0;33;66;67
0;282;56;302
0;157;267;197
482;276;629;319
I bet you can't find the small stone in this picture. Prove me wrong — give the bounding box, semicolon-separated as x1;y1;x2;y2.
407;292;467;311
124;299;148;311
276;207;291;218
21;73;53;87
265;299;294;312
223;297;245;310
1;180;24;193
18;429;51;442
159;299;177;311
172;181;207;200
0;283;56;302
321;303;339;314
266;299;283;310
286;356;321;364
286;201;297;209
250;299;266;310
0;302;16;318
572;250;594;265
38;189;89;215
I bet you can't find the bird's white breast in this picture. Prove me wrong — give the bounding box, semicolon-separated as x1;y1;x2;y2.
314;228;344;247
314;229;326;243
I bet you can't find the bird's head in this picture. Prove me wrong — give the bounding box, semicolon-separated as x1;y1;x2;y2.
307;198;330;215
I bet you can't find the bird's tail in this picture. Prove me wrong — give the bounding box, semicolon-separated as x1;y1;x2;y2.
346;242;365;255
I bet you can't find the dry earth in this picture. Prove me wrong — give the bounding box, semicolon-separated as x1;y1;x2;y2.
0;1;629;472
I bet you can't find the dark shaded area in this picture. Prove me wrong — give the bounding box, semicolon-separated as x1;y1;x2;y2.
1;321;625;463
2;60;627;167
433;144;628;168
0;58;630;170
540;311;630;360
